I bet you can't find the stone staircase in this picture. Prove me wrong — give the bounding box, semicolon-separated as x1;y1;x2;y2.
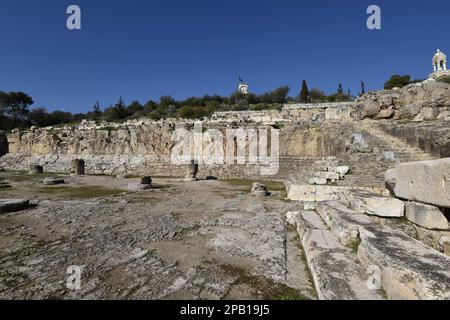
338;121;438;187
359;121;437;163
273;120;438;187
274;156;317;181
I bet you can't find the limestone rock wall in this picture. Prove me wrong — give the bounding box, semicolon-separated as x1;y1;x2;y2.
355;80;450;120
0;121;352;179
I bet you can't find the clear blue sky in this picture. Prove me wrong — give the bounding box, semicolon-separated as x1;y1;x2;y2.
0;0;449;113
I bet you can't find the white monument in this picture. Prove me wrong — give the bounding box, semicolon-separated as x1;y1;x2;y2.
433;49;447;72
429;49;449;79
238;83;249;95
237;76;249;95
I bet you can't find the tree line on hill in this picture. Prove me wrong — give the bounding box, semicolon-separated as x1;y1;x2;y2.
0;80;364;130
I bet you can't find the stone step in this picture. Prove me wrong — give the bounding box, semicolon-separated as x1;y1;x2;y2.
315;201;450;300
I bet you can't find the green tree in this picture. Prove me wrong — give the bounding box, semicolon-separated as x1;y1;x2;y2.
160;96;176;108
93;101;101;115
384;75;416;90
127;100;144;117
0;91;34;127
309;88;326;103
299;80;309;103
29;107;50;127
360;81;366;95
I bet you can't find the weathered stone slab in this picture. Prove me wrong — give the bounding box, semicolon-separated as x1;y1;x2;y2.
389;158;450;208
351;195;405;218
0;199;30;214
302;228;383;300
287;209;383;300
405;201;449;230
316;201;450;300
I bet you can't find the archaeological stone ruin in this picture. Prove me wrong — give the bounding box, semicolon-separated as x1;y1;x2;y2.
0;52;450;301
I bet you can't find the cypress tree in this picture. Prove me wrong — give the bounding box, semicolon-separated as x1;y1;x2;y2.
299;80;309;103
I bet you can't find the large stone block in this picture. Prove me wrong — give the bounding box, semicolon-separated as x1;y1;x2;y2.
389;158;450;208
405;201;449;230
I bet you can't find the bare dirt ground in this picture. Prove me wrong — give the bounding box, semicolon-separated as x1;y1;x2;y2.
0;173;316;300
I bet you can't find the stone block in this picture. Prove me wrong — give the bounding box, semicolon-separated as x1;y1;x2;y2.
389;158;450;208
405;201;449;230
351;195;404;218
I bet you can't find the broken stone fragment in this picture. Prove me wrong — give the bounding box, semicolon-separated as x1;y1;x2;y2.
251;182;269;197
405;201;449;230
0;199;30;214
43;177;65;185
